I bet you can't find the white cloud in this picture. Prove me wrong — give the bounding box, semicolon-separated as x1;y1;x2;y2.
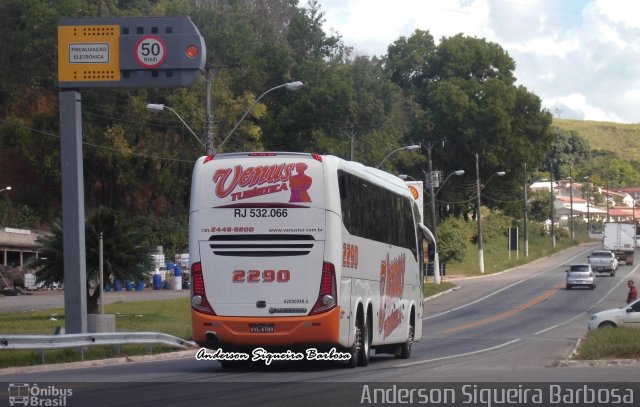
317;0;640;123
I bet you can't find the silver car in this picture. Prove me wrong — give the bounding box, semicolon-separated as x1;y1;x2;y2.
566;264;595;290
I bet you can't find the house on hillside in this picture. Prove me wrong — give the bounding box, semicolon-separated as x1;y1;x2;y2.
598;188;634;207
615;186;640;203
529;180;559;194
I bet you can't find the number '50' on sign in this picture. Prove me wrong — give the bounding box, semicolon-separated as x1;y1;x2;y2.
134;35;167;68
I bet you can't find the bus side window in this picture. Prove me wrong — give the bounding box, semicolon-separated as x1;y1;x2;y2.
338;174;347;199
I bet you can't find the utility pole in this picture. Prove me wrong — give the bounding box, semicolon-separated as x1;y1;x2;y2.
476;153;485;273
205;69;214;155
550;169;556;248
584;176;591;237
422;139;445;284
524;162;529;257
569;165;574;239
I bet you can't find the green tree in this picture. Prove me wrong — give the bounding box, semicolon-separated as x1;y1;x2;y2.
31;208;154;313
384;32;553;219
544;127;591;179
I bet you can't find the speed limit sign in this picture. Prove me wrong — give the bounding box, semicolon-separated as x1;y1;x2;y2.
134;35;167;68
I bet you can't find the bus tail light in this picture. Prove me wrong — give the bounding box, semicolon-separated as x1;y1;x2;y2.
191;262;215;315
309;262;336;315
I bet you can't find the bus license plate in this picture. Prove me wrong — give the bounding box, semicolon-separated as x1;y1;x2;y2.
249;323;275;333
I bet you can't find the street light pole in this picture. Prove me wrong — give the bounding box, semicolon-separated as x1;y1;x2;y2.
427;146;439;282
146;104;206;150
215;81;304;153
376;144;421;169
148;81;302;156
476;153;505;274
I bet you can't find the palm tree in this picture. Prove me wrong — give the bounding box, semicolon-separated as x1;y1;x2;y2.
31;207;154;313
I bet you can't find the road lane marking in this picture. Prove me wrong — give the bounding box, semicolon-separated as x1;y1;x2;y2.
395;338;522;367
440;283;564;335
425;246;593;321
534;324;561;335
533;264;640;335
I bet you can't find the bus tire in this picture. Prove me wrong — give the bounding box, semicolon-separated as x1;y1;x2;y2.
396;318;414;359
358;313;371;367
347;323;360;368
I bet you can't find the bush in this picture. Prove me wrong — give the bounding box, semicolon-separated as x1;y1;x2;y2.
437;217;472;263
483;211;512;240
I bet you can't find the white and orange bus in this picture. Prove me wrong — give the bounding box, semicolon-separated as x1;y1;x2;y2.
189;152;429;367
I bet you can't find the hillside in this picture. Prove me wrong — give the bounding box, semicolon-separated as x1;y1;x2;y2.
553;119;640;162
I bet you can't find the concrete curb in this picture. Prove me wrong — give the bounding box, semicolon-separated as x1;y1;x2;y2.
557;358;640;368
424;286;461;303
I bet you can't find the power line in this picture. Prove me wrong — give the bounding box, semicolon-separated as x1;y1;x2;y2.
0;118;197;163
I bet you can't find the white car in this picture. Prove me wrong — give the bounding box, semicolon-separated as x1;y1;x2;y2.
588;299;640;329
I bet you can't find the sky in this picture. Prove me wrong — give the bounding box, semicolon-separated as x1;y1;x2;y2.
317;0;640;124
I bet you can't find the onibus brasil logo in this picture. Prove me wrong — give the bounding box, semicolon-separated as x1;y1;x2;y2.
8;383;73;406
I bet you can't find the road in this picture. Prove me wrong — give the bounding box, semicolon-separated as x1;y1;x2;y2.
2;243;640;406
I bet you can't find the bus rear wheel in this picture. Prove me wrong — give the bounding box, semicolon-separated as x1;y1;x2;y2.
396;322;414;359
347;314;369;368
358;315;371;367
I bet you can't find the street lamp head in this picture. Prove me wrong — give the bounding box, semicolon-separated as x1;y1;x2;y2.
405;144;421;151
497;171;506;176
454;170;465;176
146;103;165;113
285;81;304;91
0;186;11;193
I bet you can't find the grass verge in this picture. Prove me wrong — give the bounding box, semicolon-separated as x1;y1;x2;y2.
0;298;192;369
575;327;640;360
445;233;586;277
424;281;456;298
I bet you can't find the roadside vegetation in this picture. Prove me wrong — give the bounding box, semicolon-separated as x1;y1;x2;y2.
0;298;191;369
576;327;640;360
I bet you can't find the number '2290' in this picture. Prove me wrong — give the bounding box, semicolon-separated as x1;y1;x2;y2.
232;269;291;283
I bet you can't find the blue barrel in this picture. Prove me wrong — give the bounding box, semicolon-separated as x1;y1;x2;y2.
113;279;123;291
135;280;145;291
125;280;133;291
174;265;182;277
153;274;162;290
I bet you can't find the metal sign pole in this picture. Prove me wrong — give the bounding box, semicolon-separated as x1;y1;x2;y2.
59;90;88;334
57;17;206;333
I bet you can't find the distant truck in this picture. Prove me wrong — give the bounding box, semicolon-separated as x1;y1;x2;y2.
603;222;636;265
587;250;618;276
